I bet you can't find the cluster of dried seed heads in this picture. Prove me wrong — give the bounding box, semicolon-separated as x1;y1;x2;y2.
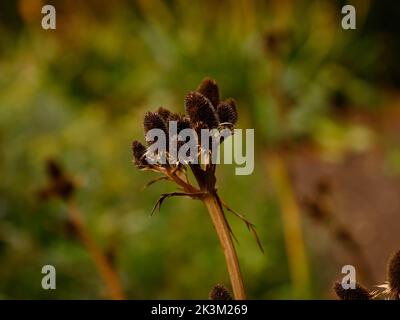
132;77;238;174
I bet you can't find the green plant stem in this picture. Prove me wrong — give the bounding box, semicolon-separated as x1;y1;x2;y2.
202;193;246;300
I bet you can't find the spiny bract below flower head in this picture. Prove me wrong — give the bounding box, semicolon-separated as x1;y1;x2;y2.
197;77;220;110
333;281;371;300
184;91;219;129
387;250;400;298
209;284;232;300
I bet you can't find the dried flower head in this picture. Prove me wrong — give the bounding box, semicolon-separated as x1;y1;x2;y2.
132;140;148;168
217;100;238;125
143;111;168;142
38;159;76;201
209;284;232;300
387;250;400;299
333;281;371;300
184;91;219;129
197;77;220;109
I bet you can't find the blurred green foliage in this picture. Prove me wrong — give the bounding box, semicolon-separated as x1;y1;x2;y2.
0;0;398;299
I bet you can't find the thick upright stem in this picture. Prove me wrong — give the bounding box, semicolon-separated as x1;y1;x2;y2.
202;193;246;300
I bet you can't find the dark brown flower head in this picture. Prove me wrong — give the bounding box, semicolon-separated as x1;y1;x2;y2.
224;98;237;109
217;100;238;125
184;91;219;129
387;250;400;298
197;77;220;109
39;159;76;201
157;107;172;122
46;159;63;180
333;281;371;300
209;284;232;300
132;140;148;167
143;111;168;144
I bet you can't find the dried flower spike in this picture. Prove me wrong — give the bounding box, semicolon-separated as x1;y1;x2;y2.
387;250;400;299
209;284;232;300
333;281;371;300
184;91;219;129
197;77;220;109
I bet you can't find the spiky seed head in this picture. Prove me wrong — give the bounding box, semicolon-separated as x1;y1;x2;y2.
333;281;371;300
157;107;172;122
132;140;148;167
209;284;232;300
388;250;400;297
197;77;220;109
143;112;168;134
217;101;238;125
184;92;219;129
143;111;168;145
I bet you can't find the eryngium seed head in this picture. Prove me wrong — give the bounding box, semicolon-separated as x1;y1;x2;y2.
143;111;168;144
209;284;232;300
167;113;191;134
157;107;172;122
184;91;219;129
197;78;220;109
333;281;371;300
217;100;238;125
132;140;148;167
46;159;63;180
388;250;400;297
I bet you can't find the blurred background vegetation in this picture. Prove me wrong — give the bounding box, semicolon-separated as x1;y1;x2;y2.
1;0;400;299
